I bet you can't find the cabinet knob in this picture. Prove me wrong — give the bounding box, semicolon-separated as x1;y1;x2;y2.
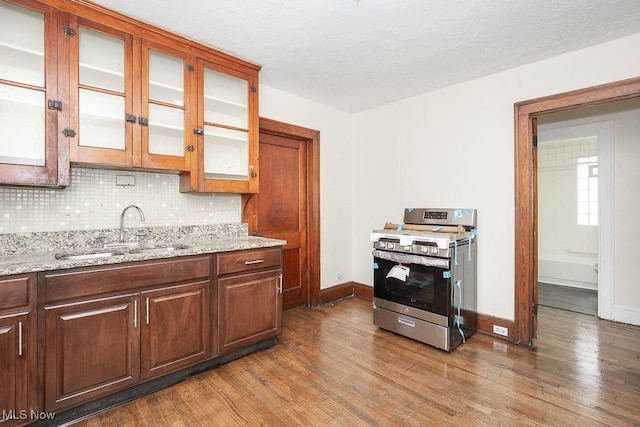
62;129;76;138
138;117;149;126
125;114;137;123
186;145;195;152
193;128;204;135
250;171;257;178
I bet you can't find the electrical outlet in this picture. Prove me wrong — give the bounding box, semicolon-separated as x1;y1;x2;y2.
336;273;343;281
493;325;508;336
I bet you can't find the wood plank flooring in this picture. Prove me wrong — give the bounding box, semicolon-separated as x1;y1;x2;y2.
538;282;598;315
74;297;640;426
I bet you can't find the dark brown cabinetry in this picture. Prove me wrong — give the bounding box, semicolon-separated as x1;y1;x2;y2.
140;281;210;379
40;256;211;412
42;294;140;412
215;248;282;355
0;274;37;426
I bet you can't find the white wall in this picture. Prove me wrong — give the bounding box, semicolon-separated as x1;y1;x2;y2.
259;85;353;289
351;32;640;321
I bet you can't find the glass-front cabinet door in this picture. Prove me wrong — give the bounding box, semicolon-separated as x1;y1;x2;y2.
0;0;66;186
68;17;134;167
139;41;195;171
183;59;258;193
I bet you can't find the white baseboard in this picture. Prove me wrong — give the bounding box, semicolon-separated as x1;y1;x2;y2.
612;305;640;326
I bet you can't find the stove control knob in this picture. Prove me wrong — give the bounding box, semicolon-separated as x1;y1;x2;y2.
387;243;395;250
378;242;386;249
421;246;430;253
404;245;412;251
430;247;438;255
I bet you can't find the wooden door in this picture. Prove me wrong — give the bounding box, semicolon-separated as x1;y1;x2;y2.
140;281;210;380
43;294;140;412
257;132;308;310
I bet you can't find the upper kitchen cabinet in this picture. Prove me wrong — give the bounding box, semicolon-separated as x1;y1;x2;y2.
0;0;68;187
66;17;135;167
66;19;196;171
139;41;196;171
180;60;259;194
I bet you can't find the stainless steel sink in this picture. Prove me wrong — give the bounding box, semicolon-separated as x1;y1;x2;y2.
55;251;126;261
129;244;190;254
54;243;190;261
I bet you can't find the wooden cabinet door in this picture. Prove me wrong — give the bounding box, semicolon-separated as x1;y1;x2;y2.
181;59;259;193
138;40;197;171
66;16;136;167
140;281;210;380
0;313;29;425
43;294;140;412
0;0;67;187
217;269;281;355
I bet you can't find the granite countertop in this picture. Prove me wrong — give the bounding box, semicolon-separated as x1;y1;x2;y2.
0;225;286;277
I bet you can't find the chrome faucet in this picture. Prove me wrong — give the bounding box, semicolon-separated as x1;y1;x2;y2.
119;205;145;244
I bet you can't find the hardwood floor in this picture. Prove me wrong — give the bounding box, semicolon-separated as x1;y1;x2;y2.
74;297;640;426
538;282;598;315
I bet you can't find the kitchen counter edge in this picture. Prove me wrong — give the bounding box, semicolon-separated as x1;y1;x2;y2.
0;236;286;277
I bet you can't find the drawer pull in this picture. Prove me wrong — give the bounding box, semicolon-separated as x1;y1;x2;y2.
244;259;264;265
134;300;138;329
146;297;150;325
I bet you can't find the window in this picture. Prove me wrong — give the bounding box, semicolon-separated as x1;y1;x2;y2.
577;156;598;226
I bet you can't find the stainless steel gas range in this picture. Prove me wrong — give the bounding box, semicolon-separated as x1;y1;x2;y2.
371;208;477;352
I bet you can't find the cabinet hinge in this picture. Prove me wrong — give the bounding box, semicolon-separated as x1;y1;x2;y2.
47;100;62;111
62;128;76;138
186;65;195;72
62;26;76;37
532;302;538;316
193;128;204;135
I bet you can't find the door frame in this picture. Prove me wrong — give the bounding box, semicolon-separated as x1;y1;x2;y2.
243;117;321;307
514;76;640;346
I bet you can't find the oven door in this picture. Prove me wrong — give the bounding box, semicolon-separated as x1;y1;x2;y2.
373;251;451;317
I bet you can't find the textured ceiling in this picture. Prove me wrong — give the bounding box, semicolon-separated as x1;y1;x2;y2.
91;0;640;112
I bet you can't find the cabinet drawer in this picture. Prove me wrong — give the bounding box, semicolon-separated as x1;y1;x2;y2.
41;256;211;303
0;274;35;311
216;248;282;275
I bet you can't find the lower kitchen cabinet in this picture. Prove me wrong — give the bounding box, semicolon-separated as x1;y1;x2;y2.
216;248;283;355
140;281;210;379
43;294;141;412
39;256;212;413
0;274;37;427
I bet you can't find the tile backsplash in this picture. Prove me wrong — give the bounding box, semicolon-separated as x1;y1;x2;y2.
0;167;241;234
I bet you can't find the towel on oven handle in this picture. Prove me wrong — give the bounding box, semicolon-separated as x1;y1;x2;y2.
372;250;449;269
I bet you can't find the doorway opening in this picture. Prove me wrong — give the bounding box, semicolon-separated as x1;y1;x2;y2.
513;77;640;346
536;120;611;317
